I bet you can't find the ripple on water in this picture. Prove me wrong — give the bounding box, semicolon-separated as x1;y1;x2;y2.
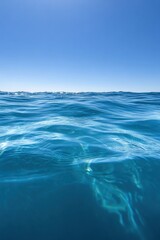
0;92;160;235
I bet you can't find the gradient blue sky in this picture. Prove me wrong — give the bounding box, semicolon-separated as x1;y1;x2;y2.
0;0;159;92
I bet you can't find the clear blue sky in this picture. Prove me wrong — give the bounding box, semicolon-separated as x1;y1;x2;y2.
0;0;159;92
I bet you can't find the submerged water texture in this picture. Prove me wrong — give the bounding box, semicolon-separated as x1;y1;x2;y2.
0;92;160;240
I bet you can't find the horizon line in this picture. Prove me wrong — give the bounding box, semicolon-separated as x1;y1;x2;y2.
0;90;160;94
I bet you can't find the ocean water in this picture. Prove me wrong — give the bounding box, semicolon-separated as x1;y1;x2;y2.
0;92;160;240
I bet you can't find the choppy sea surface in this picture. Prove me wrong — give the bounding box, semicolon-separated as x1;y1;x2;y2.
0;92;160;240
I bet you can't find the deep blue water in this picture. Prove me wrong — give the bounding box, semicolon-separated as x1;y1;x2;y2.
0;92;160;240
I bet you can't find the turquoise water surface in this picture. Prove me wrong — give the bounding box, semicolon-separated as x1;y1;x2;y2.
0;92;160;240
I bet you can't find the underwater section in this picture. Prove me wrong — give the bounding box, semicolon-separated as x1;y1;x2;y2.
0;92;160;240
